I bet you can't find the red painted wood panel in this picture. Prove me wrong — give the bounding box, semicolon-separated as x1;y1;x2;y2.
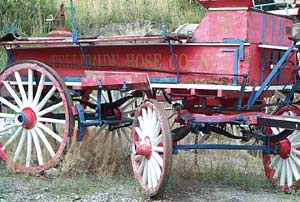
194;10;293;46
9;43;295;86
197;0;253;8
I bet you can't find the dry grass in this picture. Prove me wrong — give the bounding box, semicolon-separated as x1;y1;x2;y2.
60;126;132;178
57;0;205;33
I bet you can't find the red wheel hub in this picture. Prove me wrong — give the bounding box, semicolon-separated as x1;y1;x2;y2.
135;137;152;159
113;108;122;120
19;108;37;130
278;139;291;159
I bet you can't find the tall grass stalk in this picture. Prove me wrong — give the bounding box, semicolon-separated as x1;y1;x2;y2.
1;0;205;36
56;0;205;34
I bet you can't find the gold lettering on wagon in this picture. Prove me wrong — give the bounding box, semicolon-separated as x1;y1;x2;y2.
51;54;121;67
168;54;191;70
50;53;196;70
90;54;120;66
126;53;162;69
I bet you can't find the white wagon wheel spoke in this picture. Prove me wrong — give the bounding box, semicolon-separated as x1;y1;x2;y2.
31;128;44;166
0;97;21;113
25;130;32;167
13;129;26;163
2;81;23;109
34;127;56;157
35;86;56;112
32;74;45;107
37;102;64;117
28;68;33;104
36;122;63;143
0;124;17;134
2;126;23;150
14;71;28;105
0;61;74;173
38;117;66;125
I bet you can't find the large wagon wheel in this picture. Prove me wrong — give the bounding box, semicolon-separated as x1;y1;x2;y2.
263;105;300;192
0;60;74;173
131;99;172;197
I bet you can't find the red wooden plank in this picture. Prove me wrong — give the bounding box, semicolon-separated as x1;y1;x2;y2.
197;0;253;9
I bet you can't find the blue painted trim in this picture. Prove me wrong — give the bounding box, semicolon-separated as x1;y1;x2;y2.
162;25;180;83
78;43;90;69
223;39;245;61
96;80;103;119
173;144;269;154
272;16;276;45
162;25;167;40
167;40;180;83
62;76;179;85
284;77;300;104
254;2;290;11
191;114;247;126
222;49;239;86
62;76;82;82
150;77;178;84
261;48;265;85
262;15;267;45
70;0;79;43
76;104;86;142
280;18;284;46
247;43;295;109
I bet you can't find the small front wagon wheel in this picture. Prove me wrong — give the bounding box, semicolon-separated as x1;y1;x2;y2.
131;99;172;197
263;105;300;192
0;61;74;173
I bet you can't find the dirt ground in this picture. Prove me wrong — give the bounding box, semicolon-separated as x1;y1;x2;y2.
0;133;299;202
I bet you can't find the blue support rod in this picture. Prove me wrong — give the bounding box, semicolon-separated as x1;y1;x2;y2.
70;0;79;42
247;43;295;109
162;25;180;83
174;144;268;151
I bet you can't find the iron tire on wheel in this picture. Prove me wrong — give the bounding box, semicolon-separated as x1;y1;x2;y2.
0;60;74;173
131;99;172;197
263;104;300;192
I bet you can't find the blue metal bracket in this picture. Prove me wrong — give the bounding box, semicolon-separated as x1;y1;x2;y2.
253;2;290;15
76;104;86;142
223;39;245;61
247;43;295;109
96;80;103;120
149;77;178;84
284;75;300;105
222;49;239;85
4;24;19;36
191;114;247;126
70;0;79;43
162;25;180;83
78;43;90;69
4;48;14;67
